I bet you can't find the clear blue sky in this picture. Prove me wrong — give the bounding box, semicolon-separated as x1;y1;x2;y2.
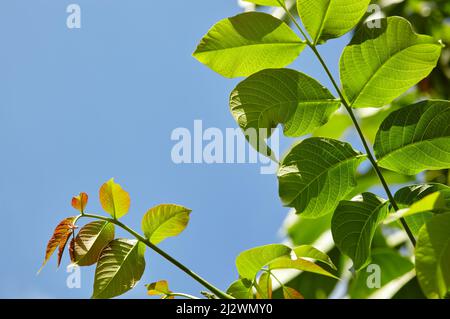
0;1;352;298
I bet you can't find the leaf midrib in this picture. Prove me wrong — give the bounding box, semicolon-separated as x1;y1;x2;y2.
282;154;365;207
195;41;304;55
349;42;439;106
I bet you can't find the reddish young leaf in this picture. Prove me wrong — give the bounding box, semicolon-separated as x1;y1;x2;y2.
72;192;88;212
283;286;304;299
39;217;76;272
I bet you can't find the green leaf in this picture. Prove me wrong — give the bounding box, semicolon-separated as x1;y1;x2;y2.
340;17;442;108
394;183;450;236
286;213;332;245
71;221;115;266
269;256;339;279
230;69;340;158
331;192;389;271
278;137;366;218
374;100;450;175
193;12;305;78
146;280;173;299
99;178;130;219
243;0;283;6
255;272;272;299
384;192;447;225
141;204;191;245
92;239;146;299
297;0;370;44
416;213;450;299
349;248;414;298
227;279;254;299
236;244;292;280
293;245;336;270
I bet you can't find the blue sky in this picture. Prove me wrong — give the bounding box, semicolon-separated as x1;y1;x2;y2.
0;1;353;298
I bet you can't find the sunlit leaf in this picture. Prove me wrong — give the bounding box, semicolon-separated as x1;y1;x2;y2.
374;100;450;175
230;69;340;158
141;204;191;245
340;17;442;108
278;137;366;218
99;178;131;219
269;256;338;279
293;245;336;270
256;272;272;299
331;193;389;271
71;221;115;266
71;192;88;213
394;183;450;236
39;217;76;272
227;279;254;299
92;239;146;299
384;192;447;225
297;0;370;44
349;248;414;298
146;280;173;299
193;12;305;78
416;213;450;299
236;244;292;280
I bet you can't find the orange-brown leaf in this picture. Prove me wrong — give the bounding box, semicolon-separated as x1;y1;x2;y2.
72;192;88;212
283;286;304;299
39;217;76;272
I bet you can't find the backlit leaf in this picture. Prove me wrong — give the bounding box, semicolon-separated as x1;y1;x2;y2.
92;239;146;299
278;137;366;218
269;256;338;279
374;100;450;175
340;17;442;108
227;279;254;299
293;245;336;270
256;272;272;299
331;193;389;271
141;204;191;245
146;280;173;299
349;248;414;298
297;0;370;44
71;221;115;266
236;244;292;280
39;217;76;272
193;12;305;78
99;178;131;219
415;213;450;299
282;286;304;299
230;69;340;158
71;192;88;213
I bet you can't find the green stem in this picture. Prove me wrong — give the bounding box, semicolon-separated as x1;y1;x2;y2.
80;213;234;299
282;11;417;247
165;292;200;300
